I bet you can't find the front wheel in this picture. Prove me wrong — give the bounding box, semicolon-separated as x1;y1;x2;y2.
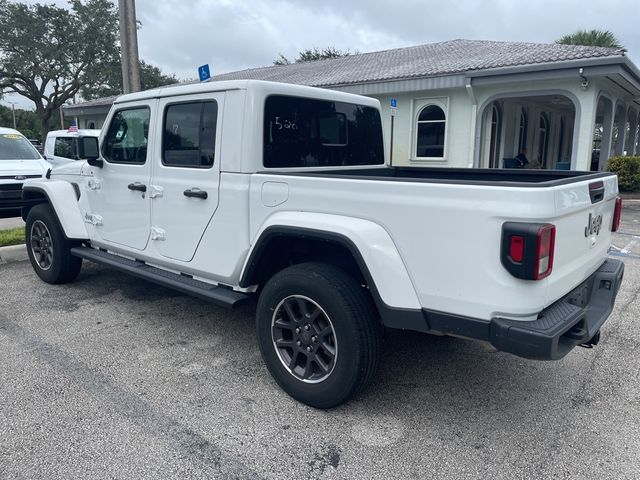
256;262;382;409
26;204;82;284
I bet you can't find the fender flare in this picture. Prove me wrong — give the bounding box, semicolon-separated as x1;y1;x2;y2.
22;180;88;240
241;212;421;312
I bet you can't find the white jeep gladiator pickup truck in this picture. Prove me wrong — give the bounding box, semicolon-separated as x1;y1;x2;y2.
22;80;624;408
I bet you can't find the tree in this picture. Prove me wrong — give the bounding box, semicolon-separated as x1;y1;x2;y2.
274;47;352;65
556;29;623;49
0;0;119;141
81;59;179;100
0;104;41;138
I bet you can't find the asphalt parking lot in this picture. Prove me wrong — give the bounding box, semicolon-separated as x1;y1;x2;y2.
1;208;639;479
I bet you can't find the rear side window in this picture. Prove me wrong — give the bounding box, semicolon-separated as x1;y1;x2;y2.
54;137;74;159
263;95;384;168
162;101;217;168
102;107;150;164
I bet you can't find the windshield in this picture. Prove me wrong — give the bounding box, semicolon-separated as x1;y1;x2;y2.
0;133;41;160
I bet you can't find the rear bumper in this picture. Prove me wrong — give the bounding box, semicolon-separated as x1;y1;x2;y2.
489;259;624;359
384;259;625;360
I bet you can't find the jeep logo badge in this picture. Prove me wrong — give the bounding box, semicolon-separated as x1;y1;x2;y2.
585;213;603;237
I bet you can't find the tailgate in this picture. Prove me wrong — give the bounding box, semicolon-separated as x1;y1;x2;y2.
546;174;619;306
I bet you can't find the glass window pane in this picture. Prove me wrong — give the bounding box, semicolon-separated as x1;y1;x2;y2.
416;122;445;158
54;138;74;158
200;102;217;166
263;95;384;168
318;113;347;145
163;101;217;168
418;105;445;121
103;107;150;164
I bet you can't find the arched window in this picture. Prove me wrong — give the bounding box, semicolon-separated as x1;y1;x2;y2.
489;103;501;168
416;105;446;158
518;109;528;153
557;118;565;163
538;113;549;168
88;121;96;129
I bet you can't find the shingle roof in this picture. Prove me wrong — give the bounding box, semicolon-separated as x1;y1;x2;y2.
210;39;624;87
65;39;625;111
63;94;120;110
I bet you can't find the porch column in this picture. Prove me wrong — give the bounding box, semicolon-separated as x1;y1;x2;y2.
599;101;615;170
572;92;598;170
629;110;639;156
614;104;628;156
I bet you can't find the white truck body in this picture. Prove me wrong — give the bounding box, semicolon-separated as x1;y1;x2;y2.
22;80;625;407
43;129;102;167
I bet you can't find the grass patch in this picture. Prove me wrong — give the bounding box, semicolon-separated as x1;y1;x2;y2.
0;227;25;247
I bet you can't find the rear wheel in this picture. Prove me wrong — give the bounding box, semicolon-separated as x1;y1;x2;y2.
26;204;82;284
256;262;382;408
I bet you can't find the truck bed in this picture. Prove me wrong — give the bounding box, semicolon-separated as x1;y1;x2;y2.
264;166;613;187
248;166;619;322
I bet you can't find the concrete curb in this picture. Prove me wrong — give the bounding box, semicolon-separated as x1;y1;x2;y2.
0;244;28;265
621;192;640;200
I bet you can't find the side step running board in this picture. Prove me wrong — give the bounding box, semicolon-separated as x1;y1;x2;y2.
70;247;249;309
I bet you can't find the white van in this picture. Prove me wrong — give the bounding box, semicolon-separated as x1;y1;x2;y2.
43;129;101;167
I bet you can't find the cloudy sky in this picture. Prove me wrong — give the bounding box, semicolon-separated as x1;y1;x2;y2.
3;0;640;109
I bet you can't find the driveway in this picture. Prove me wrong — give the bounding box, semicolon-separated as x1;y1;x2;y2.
0;216;24;230
1;249;639;479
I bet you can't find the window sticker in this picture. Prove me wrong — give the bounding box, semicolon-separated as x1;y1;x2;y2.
2;134;22;139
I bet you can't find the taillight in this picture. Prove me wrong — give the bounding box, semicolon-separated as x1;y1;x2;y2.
612;196;622;232
509;236;524;262
501;222;556;281
534;225;555;280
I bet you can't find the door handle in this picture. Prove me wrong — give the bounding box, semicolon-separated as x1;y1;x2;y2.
128;182;147;192
183;188;208;200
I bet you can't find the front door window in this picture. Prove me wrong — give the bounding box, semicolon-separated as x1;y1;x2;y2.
102;107;150;165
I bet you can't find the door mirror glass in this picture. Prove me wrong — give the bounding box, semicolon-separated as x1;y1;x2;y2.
79;136;102;167
79;136;99;159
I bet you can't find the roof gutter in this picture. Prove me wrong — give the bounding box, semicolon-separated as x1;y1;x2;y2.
466;55;628;79
469;56;640;98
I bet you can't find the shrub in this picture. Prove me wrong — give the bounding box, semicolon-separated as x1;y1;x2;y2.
607;156;640;192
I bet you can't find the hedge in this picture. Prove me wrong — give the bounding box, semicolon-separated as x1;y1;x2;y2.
607;156;640;192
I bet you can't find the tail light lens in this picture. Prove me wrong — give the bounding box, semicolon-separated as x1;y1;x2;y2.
502;222;556;281
509;235;524;262
534;225;555;280
612;196;622;232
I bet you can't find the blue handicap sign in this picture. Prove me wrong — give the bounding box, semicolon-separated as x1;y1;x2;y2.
198;64;211;82
390;98;397;108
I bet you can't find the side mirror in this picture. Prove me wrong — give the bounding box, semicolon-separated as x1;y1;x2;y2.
78;136;103;168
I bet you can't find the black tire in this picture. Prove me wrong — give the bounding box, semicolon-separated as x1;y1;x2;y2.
25;203;82;284
256;262;382;409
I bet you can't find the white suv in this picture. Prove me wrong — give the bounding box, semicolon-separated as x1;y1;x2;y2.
43;129;101;167
0;127;49;218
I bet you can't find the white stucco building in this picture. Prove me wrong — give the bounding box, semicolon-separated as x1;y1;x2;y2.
64;39;640;171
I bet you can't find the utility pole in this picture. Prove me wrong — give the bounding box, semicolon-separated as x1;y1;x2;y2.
9;102;17;130
119;0;141;94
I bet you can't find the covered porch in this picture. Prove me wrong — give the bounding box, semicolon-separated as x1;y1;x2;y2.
474;65;640;171
478;94;576;170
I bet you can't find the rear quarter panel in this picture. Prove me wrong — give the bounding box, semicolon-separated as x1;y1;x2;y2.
247;173;618;321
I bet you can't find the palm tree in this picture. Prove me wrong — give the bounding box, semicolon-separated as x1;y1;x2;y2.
556;29;623;49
